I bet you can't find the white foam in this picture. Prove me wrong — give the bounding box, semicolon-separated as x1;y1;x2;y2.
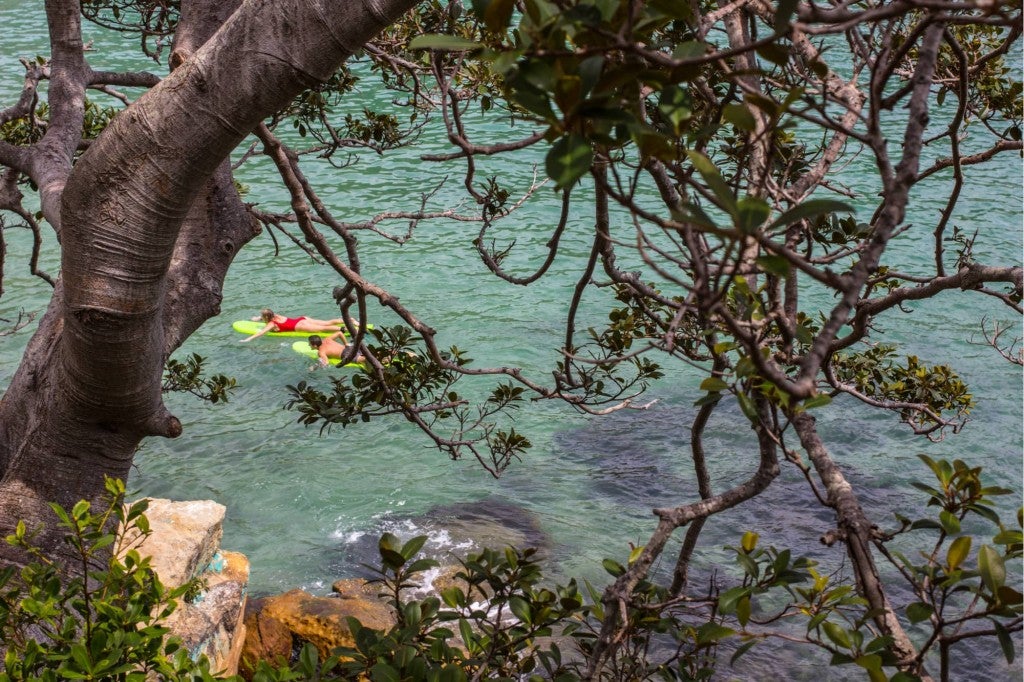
331;529;366;542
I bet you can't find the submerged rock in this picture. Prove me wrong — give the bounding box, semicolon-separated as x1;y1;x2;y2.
417;498;549;553
328;498;550;579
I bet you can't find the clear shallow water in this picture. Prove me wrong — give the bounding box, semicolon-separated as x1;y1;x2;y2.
0;4;1021;678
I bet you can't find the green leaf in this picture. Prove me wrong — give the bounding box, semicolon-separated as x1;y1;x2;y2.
767;199;853;231
700;377;729;392
379;532;401;553
380;547;406;570
554;75;582;114
995;620;1015;664
657;85;692;133
696;622;735;644
693;392;722;407
408;34;482;52
578;56;604;94
69;643;92;673
406;558;439;574
400;535;428;560
509;596;532;624
673;41;706;60
822;621;851;649
905;602;933;624
909;518;943;531
545;135;593;189
736;392;758;422
459;618;477;652
602;558;625;577
299;642;320;674
511;88;557;121
686;150;737;216
802;394;832;410
718;586;750;615
773;0;799;29
946;535;971;570
755;255;791;276
440;666;468;682
736;594;751;626
756;43;790;67
730;638;758;664
854;654;887;682
71;500;90;520
441;586;465;608
472;0;515;32
939;510;961;535
978;545;1006;594
723;103;757;132
736;552;759;579
370;662;401;682
91;534;116;552
735;196;770;234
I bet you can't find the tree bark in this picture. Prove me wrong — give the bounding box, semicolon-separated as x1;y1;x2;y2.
792;412;928;679
0;0;418;568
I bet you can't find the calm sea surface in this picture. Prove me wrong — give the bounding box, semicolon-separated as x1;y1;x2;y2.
1;3;1021;678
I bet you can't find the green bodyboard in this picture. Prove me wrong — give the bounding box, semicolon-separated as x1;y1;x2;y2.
232;320;370;338
291;341;364;368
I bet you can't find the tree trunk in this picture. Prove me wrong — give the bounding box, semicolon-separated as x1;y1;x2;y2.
0;0;418;568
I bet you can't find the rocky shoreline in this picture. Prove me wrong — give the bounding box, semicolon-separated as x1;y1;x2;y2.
133;498;542;677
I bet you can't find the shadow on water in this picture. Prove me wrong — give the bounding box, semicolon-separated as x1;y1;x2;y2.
547;394;1022;680
323;498;550;580
549;392;972;565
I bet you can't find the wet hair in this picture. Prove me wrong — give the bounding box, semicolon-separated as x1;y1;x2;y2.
308;335;322;349
260;308;274;322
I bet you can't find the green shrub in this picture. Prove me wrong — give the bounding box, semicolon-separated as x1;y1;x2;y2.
2;456;1019;680
0;477;220;681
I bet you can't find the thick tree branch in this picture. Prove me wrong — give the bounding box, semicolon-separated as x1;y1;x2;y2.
793;412;928;678
87;69;161;88
797;21;947;394
834;263;1023;352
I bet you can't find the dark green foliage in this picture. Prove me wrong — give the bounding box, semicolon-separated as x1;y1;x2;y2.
0;101;116;149
0;477;218;681
0;103;46;147
2;1;1016;679
162;353;237;404
832;347;974;433
286;326;530;475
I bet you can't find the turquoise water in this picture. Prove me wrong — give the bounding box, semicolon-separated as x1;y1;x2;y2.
1;4;1021;678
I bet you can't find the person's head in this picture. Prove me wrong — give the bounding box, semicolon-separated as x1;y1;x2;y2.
260;308;274;323
308;335;322;349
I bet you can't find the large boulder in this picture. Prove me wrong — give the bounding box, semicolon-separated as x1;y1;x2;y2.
125;499;249;677
239;586;394;679
127;498;226;589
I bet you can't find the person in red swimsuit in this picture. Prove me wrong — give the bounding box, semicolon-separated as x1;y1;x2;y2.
239;308;352;342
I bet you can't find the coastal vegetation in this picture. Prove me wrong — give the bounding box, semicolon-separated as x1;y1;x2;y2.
0;0;1020;679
